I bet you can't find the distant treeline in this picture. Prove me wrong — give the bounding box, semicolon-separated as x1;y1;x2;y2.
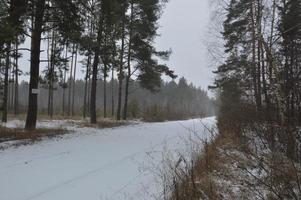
1;77;216;121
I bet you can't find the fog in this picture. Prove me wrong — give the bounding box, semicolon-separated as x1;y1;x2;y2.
155;0;212;89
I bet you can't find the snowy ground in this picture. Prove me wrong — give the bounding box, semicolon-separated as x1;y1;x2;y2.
0;117;216;200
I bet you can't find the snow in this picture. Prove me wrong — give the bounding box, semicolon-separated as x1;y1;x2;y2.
0;117;216;200
1;119;82;129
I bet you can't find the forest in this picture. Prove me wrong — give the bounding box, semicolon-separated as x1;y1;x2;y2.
1;0;301;199
0;0;214;129
213;0;301;163
3;78;215;121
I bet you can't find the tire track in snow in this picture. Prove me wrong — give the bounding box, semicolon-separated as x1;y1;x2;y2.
21;134;181;200
105;172;151;199
0;151;71;172
0;122;171;172
0;127;128;171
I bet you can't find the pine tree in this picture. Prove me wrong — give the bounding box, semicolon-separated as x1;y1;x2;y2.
1;0;27;123
122;0;176;120
25;0;82;129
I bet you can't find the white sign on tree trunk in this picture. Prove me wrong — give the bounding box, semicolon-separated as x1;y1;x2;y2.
32;89;40;94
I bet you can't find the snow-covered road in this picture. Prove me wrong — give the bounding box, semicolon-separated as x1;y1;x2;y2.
0;117;216;200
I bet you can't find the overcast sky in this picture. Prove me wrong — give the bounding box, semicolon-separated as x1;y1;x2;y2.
155;0;213;89
20;0;214;90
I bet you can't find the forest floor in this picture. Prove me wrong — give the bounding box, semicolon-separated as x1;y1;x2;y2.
0;118;133;148
0;117;216;200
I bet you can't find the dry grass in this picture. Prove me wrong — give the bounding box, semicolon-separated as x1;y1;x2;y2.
171;125;301;200
0;118;130;146
193;135;231;199
0;126;69;143
170;131;250;200
79;119;130;129
6;113;84;121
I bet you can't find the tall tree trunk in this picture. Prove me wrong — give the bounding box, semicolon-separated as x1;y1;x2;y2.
49;37;57;119
123;71;130;120
2;44;10;123
14;38;19;116
269;0;276;50
261;43;269;111
48;30;55;118
90;16;103;124
123;2;134;120
83;53;91;118
62;45;68;116
8;66;13;111
84;16;94;119
267;0;276;118
25;0;46;130
72;46;78;116
11;66;15;110
68;45;75;116
251;3;259;108
87;75;91;117
103;64;107;118
90;50;100;124
117;9;126;121
256;0;262;110
111;67;115;117
47;32;51;116
257;45;262;110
